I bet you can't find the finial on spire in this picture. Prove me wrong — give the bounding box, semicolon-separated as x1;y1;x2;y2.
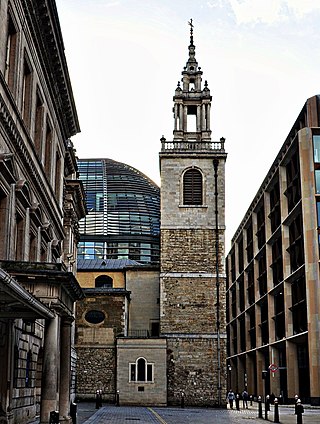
188;18;194;45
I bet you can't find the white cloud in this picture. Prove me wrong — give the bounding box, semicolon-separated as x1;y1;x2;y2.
228;0;320;25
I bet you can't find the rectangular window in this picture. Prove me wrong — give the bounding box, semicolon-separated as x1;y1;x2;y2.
268;179;281;233
34;92;44;155
130;364;135;382
284;149;301;212
147;364;153;382
55;151;62;201
5;15;17;90
313;135;320;163
22;58;32;127
44;120;52;177
315;170;320;194
246;220;253;262
317;202;320;227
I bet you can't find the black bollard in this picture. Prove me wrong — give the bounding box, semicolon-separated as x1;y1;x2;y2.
296;399;304;424
258;396;263;418
99;390;103;408
294;394;299;414
250;395;253;406
265;395;269;421
235;394;240;411
274;397;280;423
116;390;120;406
95;391;99;409
181;392;185;408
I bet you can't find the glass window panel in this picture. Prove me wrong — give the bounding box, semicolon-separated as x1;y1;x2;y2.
137;358;146;381
317;202;320;227
130;364;135;382
315;170;320;194
147;364;153;382
313;135;320;162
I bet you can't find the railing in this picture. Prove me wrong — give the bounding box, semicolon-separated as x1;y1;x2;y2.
161;138;225;152
127;329;151;338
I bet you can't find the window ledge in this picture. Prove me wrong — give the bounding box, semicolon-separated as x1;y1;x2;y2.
179;204;208;208
129;381;154;384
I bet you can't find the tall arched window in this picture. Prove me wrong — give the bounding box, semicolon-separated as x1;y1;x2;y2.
183;168;203;205
95;275;113;288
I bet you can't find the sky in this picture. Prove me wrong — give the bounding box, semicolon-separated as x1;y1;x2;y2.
55;0;320;249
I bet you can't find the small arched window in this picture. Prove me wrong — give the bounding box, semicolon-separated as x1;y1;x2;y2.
95;275;113;288
183;168;203;205
129;357;154;382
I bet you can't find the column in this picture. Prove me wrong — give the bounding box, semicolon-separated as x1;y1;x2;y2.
6;184;16;259
202;104;206;131
269;347;280;396
24;208;30;261
206;104;211;131
36;227;41;262
179;104;183;131
174;104;178;130
286;341;299;401
196;105;201;132
183;105;188;132
59;317;73;422
40;315;60;424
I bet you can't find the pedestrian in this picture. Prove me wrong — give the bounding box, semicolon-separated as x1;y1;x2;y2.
227;389;235;409
242;389;249;409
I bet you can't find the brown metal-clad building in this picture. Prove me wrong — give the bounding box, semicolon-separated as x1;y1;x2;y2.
226;95;320;406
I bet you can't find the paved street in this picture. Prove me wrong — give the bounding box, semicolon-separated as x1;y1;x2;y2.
77;402;320;424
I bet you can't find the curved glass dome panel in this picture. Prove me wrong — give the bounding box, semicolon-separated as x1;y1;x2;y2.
77;159;160;264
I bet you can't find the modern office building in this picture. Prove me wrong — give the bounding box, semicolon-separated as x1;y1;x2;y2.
0;1;85;423
77;158;160;264
226;95;320;405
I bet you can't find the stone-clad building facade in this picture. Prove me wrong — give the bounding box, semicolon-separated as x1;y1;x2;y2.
159;23;227;406
0;1;86;423
226;95;320;406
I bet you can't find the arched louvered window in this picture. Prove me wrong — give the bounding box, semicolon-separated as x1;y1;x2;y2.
183;168;203;205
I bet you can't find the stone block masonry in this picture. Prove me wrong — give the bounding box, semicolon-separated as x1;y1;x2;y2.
161;229;225;274
166;337;227;406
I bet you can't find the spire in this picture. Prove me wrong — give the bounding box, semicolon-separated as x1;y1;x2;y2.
188;18;194;45
172;19;212;142
187;18;197;72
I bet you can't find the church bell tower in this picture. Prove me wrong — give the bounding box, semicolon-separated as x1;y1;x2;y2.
159;20;227;406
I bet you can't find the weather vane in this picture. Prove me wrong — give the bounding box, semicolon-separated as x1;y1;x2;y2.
188;18;194;37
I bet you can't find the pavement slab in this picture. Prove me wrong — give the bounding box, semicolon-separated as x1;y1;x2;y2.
78;402;320;424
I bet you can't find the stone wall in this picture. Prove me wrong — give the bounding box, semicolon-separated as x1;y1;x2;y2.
75;294;126;401
166;337;227;406
161;229;225;273
126;269;160;333
76;347;115;401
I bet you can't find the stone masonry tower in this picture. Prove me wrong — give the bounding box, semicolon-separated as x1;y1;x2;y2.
159;21;227;406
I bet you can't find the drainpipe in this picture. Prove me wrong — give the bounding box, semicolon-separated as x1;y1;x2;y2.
213;159;221;406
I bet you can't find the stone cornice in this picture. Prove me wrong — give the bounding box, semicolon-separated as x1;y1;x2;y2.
21;0;80;138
